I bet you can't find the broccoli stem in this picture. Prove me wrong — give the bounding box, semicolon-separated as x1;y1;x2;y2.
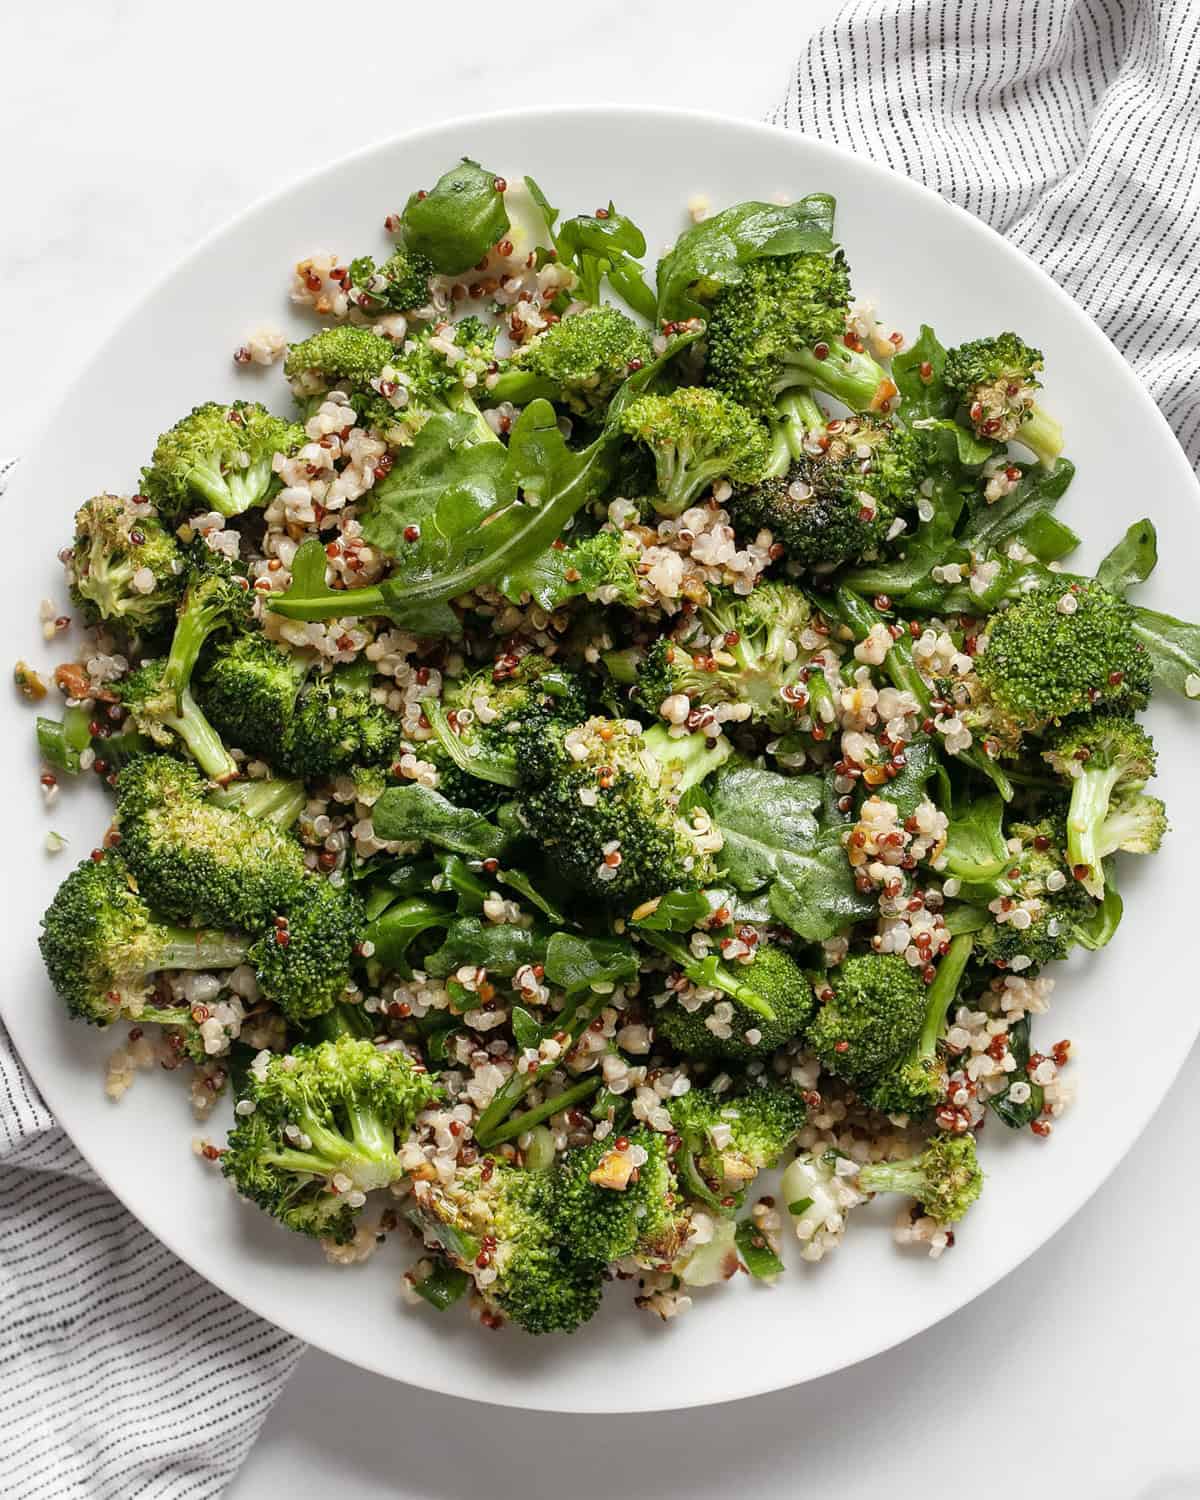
1066;762;1123;897
916;933;974;1058
164;686;239;784
163;593;228;703
1018;405;1063;469
209;777;307;828
182;459;241;516
264;1104;398;1191
660;459;729;519
766;389;825;475
479;1075;601;1149
856;1153;932;1201
641;722;731;794
779;343;894;414
424;699;521;789
637;930;777;1022
156;928;251;970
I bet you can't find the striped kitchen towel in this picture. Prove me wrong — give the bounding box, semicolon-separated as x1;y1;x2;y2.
772;0;1200;466
0;456;304;1500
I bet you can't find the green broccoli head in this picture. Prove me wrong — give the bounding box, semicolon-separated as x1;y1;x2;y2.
705;251;895;416
221;1035;441;1244
197;632;311;759
114;660;237;785
414;1161;604;1334
491;306;653;415
669;1084;807;1213
1042;717;1161;897
379;318;500;446
115;754;307;928
656;943;816;1062
347;247;435;314
944;333;1062;465
617;387;771;518
551;1129;690;1270
515;715;730;906
140;402;303;523
808;953;929;1085
70;494;184;633
866;932;975;1117
974;581;1152;740
248;876;365;1023
279;662;402;779
858;1131;983;1225
38;851;250;1026
731;415;922;569
284;325;395;391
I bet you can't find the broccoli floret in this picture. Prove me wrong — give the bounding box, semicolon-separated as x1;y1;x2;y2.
278;660;402;779
489;306;653;415
808;952;929;1086
617;583;814;730
967;816;1100;969
669;1084;808;1213
38;851;250;1026
515;715;731;906
70;494;184;633
115;659;238;784
163;545;254;698
617;387;771;518
283;325;399;433
1042;717;1161;898
552;528;642;608
867;934;974;1116
426;655;589;801
731;412;924;570
247;876;364;1023
550;1130;690;1270
221;1035;440;1243
347;247;435;314
654;942;817;1062
972;580;1152;743
198;633;311;761
706;252;895;416
115;755;307;928
140;402;303;524
413;1161;603;1334
379;317;500;447
857;1131;983;1225
943;334;1062;467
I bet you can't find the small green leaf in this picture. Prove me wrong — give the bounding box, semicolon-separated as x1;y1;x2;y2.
892;325;952;421
371;785;509;859
402;158;510;275
543;931;639;994
786;1196;814;1217
411;1260;471;1311
1096;518;1158;598
630;887;712;931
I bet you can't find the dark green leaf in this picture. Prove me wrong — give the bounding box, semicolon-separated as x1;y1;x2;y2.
543;931;639;994
892;325;952;421
655;196;837;321
1130;603;1200;699
510;1005;542;1050
497;867;566;924
943;796;1009;883
402;158;510;275
1096;518;1158;598
735;1217;785;1279
371;785;510;859
959;458;1076;557
912;417;996;467
879;736;943;820
424;916;547;978
988;1016;1044;1129
630;887;712;931
364;897;452;977
411;1259;471;1311
709;766;876;942
433;854;490;913
940;903;991;935
1074;864;1123;950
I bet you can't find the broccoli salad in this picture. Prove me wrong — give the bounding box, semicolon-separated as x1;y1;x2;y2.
24;157;1200;1334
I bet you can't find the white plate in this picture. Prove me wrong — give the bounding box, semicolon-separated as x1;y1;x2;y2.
5;107;1198;1413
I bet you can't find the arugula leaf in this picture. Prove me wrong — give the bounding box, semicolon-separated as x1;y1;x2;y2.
543;931;639;994
1131;603;1200;699
363;897;452;978
959;458;1077;558
911;417;997;468
988;1016;1044;1129
942;796;1009;883
840;488;966;600
557;205;657;320
496;867;566;924
510;1006;542;1050
892;325;952;420
876;736;945;820
402;158;510;275
432;854;490;912
709;766;875;942
371;784;510;859
655;196;837;322
1096;518;1158;597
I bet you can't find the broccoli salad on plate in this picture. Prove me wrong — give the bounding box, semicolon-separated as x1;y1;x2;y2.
24;155;1200;1335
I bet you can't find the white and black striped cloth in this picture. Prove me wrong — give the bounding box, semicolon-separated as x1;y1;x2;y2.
5;2;1200;1492
771;0;1200;466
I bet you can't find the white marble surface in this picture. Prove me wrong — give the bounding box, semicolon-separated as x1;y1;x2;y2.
7;2;1200;1495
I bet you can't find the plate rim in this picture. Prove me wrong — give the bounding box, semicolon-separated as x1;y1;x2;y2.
7;103;1199;1411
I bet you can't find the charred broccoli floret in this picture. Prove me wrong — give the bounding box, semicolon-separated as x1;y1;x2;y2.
550;1130;690;1269
943;333;1062;467
617;387;771;517
38;852;249;1026
669;1084;808;1213
412;1161;604;1334
347;246;435;315
515;715;731;906
489;306;653;415
706;251;895;416
858;1131;983;1225
197;632;311;760
278;659;402;779
140;402;303;524
221;1035;440;1243
1042;717;1163;898
70;494;184;633
808;952;929;1086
